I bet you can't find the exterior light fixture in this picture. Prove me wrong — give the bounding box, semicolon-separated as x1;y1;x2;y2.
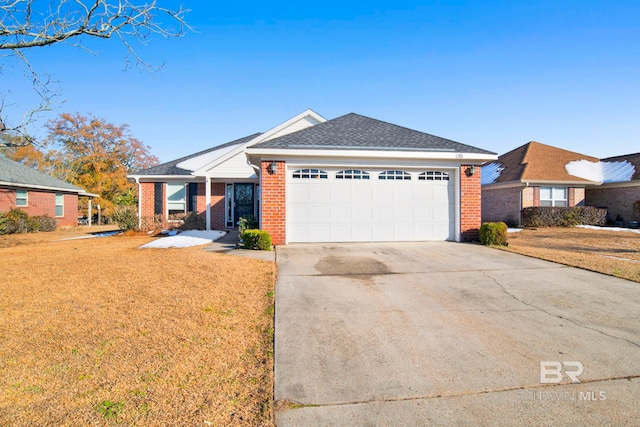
267;161;277;175
467;165;476;176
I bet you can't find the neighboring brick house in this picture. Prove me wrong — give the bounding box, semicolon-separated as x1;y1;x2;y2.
481;142;639;225
585;153;640;225
0;155;94;227
129;109;496;244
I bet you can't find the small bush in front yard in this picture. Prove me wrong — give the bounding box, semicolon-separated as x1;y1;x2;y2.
241;229;272;250
479;222;508;246
33;215;58;232
0;208;49;234
111;205;138;231
522;206;606;227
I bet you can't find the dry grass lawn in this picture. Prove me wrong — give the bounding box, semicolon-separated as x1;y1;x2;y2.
0;227;275;426
503;227;640;283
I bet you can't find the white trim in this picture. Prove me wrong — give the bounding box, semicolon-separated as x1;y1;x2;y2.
205;176;211;231
454;167;461;242
246;148;497;162
128;175;199;181
192;109;327;176
590;180;640;189
0;181;83;194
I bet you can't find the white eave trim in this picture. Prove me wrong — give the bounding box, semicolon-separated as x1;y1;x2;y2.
245;148;497;162
192;109;327;176
0;181;84;194
590;180;640;189
482;179;600;189
127;175;200;181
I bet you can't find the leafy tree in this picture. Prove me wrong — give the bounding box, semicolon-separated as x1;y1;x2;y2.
0;0;190;145
4;112;159;217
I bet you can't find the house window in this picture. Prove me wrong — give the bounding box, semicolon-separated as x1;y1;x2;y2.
167;182;186;215
16;189;28;206
292;168;328;179
540;187;567;207
55;193;64;217
226;183;234;228
336;169;370;180
419;171;449;181
378;170;411;180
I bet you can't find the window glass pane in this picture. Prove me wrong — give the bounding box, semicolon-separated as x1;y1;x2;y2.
55;193;64;216
292;169;328;179
553;187;567;199
554;201;568;207
539;187;552;200
166;183;185;214
16;189;27;206
539;201;552;207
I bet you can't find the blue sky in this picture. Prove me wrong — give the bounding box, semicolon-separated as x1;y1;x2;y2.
5;0;640;162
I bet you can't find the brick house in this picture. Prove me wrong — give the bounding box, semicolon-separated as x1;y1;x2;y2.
481;142;639;225
129;110;496;244
585;153;640;225
0;155;94;227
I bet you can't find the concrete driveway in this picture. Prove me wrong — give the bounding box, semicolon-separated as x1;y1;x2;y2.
274;242;640;426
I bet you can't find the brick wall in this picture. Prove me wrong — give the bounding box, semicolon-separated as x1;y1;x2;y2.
586;185;640;225
0;186;78;227
139;182;157;219
260;161;286;245
482;186;522;225
211;182;226;230
460;166;481;241
197;182;206;216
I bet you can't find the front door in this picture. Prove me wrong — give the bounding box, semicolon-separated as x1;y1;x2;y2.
233;183;254;226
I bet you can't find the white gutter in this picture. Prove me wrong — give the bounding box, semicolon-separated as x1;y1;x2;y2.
245;148;497;162
0;180;85;194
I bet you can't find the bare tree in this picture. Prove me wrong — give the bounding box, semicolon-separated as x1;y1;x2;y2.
0;0;190;146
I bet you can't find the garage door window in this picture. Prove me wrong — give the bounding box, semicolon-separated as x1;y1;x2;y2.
419;171;449;181
292;169;328;179
379;170;411;180
336;169;370;180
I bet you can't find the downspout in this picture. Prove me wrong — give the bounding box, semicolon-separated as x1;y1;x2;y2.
521;182;529;226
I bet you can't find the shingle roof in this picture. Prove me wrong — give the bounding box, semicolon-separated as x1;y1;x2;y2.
602;152;640;180
134;133;262;176
252;113;496;154
484;141;599;184
0;155;84;192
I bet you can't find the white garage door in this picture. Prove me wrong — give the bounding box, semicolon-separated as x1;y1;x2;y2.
287;168;455;242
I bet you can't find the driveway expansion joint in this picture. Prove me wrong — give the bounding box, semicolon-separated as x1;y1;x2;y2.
483;271;640;349
276;375;640;412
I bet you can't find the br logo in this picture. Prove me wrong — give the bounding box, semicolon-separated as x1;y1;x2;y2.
540;361;584;384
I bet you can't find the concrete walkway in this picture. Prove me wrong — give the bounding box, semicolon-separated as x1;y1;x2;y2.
274;242;640;426
203;230;275;261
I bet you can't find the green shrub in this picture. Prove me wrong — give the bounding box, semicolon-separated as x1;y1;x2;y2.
522;206;606;227
0;212;7;235
241;229;272;250
34;215;58;232
479;222;508;246
238;215;259;233
111;205;138;231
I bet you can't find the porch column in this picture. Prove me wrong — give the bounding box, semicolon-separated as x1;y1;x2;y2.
88;198;92;227
205;176;211;231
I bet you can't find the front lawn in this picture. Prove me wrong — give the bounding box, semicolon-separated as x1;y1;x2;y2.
0;229;275;426
503;227;640;283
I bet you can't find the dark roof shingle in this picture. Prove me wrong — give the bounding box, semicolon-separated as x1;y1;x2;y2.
252;113;495;154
